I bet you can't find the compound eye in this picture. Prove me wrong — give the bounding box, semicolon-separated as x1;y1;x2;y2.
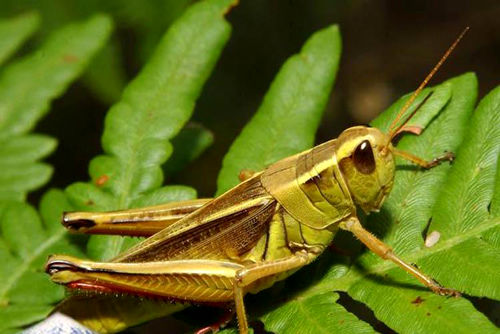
353;140;375;174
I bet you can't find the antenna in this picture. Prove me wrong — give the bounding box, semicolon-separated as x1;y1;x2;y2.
387;27;469;141
390;91;433;138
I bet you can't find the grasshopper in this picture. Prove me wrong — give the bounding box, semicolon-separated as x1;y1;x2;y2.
45;28;468;333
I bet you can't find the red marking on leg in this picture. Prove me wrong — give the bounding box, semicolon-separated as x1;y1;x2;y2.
66;280;228;307
67;280;186;303
195;308;235;334
195;326;215;334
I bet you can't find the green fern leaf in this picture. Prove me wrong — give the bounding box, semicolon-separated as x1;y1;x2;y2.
82;40;127;105
163;123;214;178
262;292;376;334
0;11;40;66
0;15;112;202
0;135;56;202
0;190;86;333
0;14;112;141
493;155;500;217
0;14;113;332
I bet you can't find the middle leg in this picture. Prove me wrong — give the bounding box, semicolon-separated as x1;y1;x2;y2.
340;217;460;296
232;250;317;333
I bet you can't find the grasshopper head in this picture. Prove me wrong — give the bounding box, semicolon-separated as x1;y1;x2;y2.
336;27;468;213
337;126;395;213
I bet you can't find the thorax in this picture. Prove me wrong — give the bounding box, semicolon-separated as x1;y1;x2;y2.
261;139;355;230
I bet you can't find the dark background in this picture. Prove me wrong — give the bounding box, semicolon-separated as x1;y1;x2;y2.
1;0;499;332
